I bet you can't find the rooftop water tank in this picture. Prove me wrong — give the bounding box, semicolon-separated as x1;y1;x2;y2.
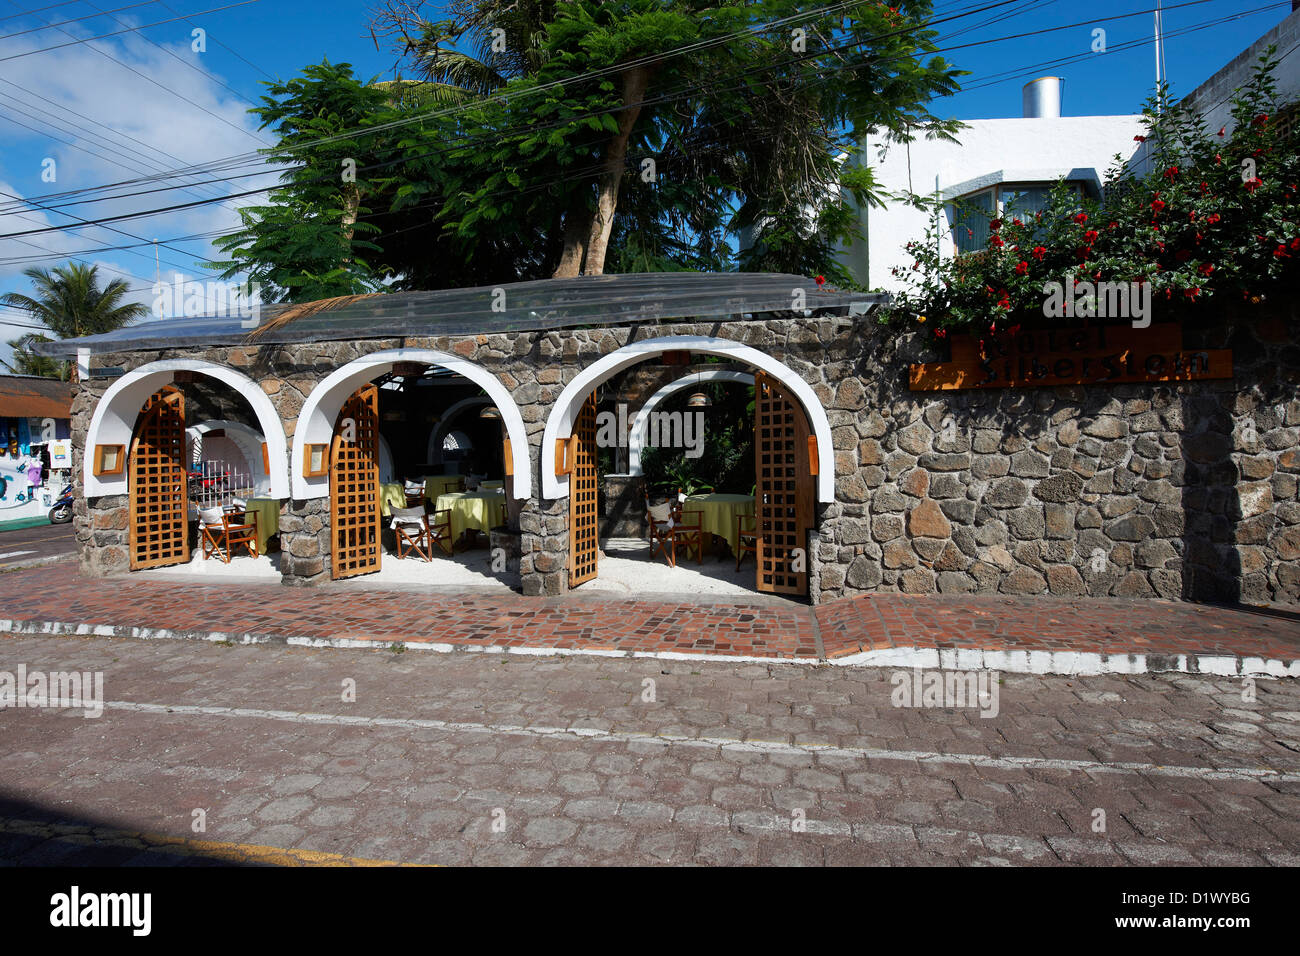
1022;77;1062;118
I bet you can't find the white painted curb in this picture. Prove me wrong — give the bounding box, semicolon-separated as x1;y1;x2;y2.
2;617;1297;678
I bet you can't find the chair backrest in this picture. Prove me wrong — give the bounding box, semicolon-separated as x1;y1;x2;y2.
223;497;247;514
404;481;423;494
646;501;672;524
391;506;426;526
199;506;225;527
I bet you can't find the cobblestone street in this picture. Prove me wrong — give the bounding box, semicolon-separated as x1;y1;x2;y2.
2;632;1298;866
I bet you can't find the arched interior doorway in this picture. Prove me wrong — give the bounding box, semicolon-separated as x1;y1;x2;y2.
296;350;529;585
543;336;831;598
85;360;289;573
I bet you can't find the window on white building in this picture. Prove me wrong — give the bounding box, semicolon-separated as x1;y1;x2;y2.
951;182;1083;255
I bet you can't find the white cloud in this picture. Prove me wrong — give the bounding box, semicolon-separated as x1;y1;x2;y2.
0;23;279;368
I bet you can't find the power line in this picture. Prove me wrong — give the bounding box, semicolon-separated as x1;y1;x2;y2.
0;0;262;63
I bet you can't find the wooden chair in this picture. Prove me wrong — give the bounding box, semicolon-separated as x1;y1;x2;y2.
403;481;425;509
644;490;703;567
391;505;453;560
735;513;758;570
199;504;259;563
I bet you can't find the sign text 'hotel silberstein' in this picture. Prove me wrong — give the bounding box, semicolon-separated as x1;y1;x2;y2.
909;323;1233;391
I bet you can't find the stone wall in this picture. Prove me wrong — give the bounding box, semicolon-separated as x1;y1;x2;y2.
71;309;1300;607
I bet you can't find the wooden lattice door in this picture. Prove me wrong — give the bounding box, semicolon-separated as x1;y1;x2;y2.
568;392;599;588
754;371;812;595
129;385;189;570
330;384;381;580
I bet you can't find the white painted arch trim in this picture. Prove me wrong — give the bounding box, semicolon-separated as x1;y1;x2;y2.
292;349;530;500
83;359;290;499
627;370;754;476
425;396;492;463
542;336;833;502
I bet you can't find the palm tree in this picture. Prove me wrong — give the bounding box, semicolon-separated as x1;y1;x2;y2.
0;263;148;341
368;0;555;106
1;334;69;380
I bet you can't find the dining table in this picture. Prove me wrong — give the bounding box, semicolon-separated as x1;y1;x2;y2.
243;497;281;553
378;481;407;517
683;493;756;556
435;489;507;540
423;474;464;501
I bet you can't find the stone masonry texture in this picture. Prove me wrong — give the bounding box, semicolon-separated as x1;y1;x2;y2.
71;308;1300;606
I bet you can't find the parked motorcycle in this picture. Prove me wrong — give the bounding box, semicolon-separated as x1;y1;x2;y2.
48;486;73;524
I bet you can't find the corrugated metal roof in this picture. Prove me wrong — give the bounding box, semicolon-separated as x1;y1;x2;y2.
0;374;72;419
32;273;887;357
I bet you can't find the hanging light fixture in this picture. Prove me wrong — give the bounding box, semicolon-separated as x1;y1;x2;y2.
686;367;711;408
480;405;502;420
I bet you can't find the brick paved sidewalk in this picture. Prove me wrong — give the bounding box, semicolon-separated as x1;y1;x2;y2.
1;562;1298;675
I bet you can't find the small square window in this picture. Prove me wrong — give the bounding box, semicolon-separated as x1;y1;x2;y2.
93;444;125;476
303;443;328;477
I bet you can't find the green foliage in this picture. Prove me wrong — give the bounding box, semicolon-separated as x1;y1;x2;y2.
0;264;145;378
1;334;68;380
217;2;964;293
641;382;754;496
888;54;1299;337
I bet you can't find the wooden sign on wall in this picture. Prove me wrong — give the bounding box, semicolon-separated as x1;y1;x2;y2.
910;323;1232;391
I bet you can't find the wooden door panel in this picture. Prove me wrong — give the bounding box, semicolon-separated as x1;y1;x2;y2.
331;384;381;579
568;392;599;588
754;372;811;595
129;385;188;570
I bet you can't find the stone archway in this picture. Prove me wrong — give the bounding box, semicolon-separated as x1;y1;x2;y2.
542;336;834;502
293;349;530;500
84;359;290;499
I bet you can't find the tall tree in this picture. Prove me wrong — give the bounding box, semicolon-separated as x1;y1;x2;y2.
0;263;149;339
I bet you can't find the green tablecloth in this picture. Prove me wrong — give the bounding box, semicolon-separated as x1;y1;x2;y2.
683;493;755;553
244;498;280;553
379;482;406;517
435;490;507;539
424;475;463;500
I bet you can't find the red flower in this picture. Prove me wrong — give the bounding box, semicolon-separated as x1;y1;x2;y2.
1163;166;1179;179
1273;245;1289;258
1254;114;1269;126
996;290;1010;311
1205;213;1220;224
1184;287;1201;299
1015;261;1028;275
989;236;1005;248
1134;135;1146;142
934;328;947;339
1244;178;1263;193
1150;198;1166;212
815;275;826;286
1198;262;1214;276
1291;237;1300;250
989;218;1003;231
1031;245;1047;261
1217;126;1225;137
1084;229;1099;243
1199;181;1210;195
1073;212;1088;224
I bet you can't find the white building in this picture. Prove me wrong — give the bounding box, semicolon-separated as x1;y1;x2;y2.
842;78;1146;292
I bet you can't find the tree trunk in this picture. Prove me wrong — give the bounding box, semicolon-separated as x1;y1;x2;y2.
552;194;590;278
582;65;651;276
341;183;360;247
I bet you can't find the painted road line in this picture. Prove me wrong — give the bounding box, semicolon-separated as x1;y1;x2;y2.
0;817;423;866
0;551;37;561
43;698;1300;785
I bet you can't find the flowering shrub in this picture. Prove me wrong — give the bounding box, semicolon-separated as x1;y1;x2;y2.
888;54;1299;338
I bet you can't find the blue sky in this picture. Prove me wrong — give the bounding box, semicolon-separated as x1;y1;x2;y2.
0;0;1293;367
